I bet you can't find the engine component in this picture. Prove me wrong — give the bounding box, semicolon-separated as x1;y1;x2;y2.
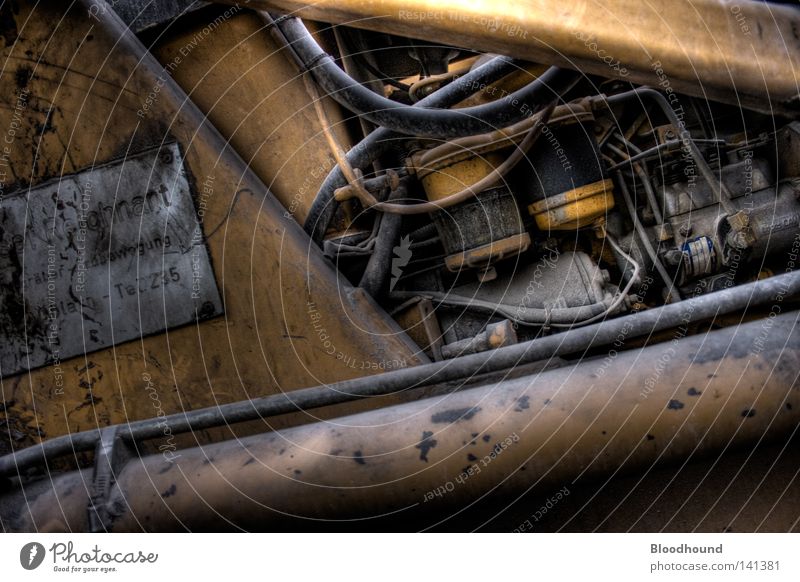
440;319;517;359
528;178;615;231
392;298;445;362
681;237;716;280
419;151;530;273
451;250;616;317
303;55;520;245
520;122;614;230
622;176;800;289
4;269;797;481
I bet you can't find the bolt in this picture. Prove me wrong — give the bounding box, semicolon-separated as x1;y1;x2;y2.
664;249;683;266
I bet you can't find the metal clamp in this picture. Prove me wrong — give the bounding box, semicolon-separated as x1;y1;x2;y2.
88;426;134;532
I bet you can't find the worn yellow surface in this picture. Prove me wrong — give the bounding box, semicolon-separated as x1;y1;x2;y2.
0;1;423;454
150;11;353;224
529;179;615;230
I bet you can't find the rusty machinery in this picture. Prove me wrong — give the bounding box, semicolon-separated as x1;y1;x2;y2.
0;0;799;531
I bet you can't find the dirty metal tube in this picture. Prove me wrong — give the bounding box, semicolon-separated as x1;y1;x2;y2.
273;15;578;138
218;0;800;112
358;181;407;298
2;269;799;478
4;311;798;531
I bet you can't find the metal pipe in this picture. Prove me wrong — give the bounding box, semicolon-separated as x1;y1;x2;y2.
273;15;579;138
2;269;798;478
218;0;800;112
614;169;682;302
5;311;798;531
358;181;408;297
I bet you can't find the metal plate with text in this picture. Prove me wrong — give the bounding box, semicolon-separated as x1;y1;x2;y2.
0;143;223;376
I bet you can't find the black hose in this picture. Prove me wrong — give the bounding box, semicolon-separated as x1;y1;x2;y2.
358;181;408;297
2;269;798;477
274;15;579;138
303;60;577;245
303;55;518;245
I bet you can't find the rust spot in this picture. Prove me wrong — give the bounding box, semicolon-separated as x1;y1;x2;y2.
416;431;438;462
431;407;481;424
514;396;530;412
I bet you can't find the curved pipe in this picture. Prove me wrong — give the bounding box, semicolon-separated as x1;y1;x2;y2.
4;312;798;531
302;55;522;244
302;62;579;244
357;180;408;297
228;0;800;112
302;55;520;243
273;15;579;139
